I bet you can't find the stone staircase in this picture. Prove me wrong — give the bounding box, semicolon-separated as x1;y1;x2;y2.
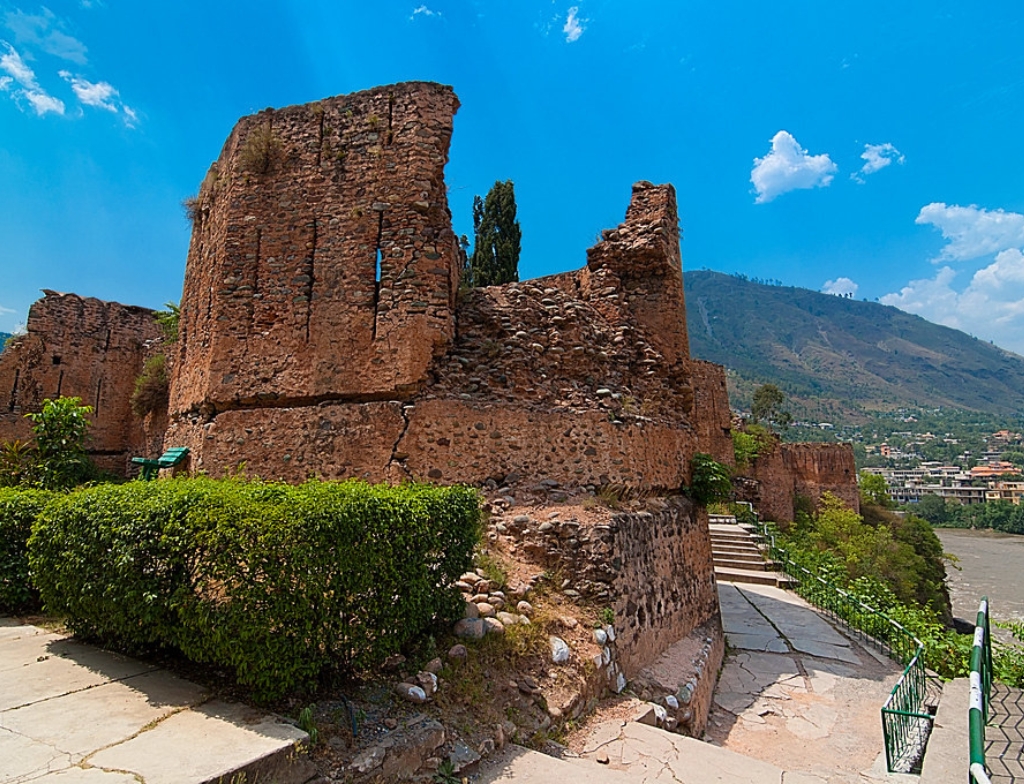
708;514;795;587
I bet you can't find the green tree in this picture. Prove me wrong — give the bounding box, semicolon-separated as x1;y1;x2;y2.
859;470;892;508
26;397;95;491
751;383;792;434
687;453;732;506
467;180;521;287
153;302;180;343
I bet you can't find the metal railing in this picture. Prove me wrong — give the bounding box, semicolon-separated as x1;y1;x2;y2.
969;597;993;784
736;505;936;773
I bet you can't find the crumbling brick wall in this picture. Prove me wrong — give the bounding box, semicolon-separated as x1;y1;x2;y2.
743;441;859;521
166;90;717;494
0;291;162;474
169;82;462;415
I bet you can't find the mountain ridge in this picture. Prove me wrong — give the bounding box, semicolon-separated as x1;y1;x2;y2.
683;270;1024;423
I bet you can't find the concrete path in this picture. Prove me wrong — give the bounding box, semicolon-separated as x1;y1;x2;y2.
708;582;917;783
0;618;316;784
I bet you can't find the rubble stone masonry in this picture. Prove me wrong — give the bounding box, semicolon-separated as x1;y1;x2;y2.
0;291;162;473
165;81;731;490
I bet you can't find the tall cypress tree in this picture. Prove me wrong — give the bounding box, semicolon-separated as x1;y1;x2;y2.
468;180;521;287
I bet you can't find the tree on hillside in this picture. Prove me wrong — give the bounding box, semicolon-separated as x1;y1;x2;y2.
751;383;792;434
467;180;521;287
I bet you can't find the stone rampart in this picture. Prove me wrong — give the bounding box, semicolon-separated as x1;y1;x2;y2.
0;291;162;473
167;89;716;495
744;441;859;521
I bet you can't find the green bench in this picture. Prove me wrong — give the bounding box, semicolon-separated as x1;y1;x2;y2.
131;447;190;481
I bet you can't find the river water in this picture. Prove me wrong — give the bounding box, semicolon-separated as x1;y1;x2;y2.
935;527;1024;625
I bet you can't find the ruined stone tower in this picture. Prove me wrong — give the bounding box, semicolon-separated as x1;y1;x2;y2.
169;82;462;416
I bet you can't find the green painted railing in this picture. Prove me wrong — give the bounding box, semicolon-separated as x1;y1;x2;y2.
739;506;936;773
969;597;993;784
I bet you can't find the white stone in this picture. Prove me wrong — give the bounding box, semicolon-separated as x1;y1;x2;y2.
550;636;570;664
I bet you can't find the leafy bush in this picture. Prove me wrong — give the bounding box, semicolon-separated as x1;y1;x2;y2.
26;397;95;491
791;493;950;618
131;354;169;418
731;424;774;471
0;487;56;612
29;478;479;699
686;453;732;506
0;440;36;488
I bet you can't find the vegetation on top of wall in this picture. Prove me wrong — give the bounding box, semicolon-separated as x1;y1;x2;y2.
130;354;169;418
240;122;282;175
28;477;480;700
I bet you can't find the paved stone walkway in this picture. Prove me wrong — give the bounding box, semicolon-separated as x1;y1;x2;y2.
480;581;923;783
707;582;917;783
0;618;315;784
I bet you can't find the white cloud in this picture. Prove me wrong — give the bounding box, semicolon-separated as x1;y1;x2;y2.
4;7;87;64
60;70;114;110
0;305;15;316
823;277;859;297
882;252;1024;354
851;142;904;183
410;5;439;19
564;6;586;42
916;203;1024;262
0;42;64;115
750;131;837;203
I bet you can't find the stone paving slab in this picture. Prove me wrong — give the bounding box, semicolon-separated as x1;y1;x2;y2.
0;620;315;784
735;582;860;664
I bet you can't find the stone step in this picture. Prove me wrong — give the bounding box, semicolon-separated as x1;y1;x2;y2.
715;557;771;572
716;566;795;587
479;721;798;783
711;542;764;554
711;546;766;559
708;524;758;535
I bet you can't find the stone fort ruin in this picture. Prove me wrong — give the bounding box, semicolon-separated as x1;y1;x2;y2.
0;81;858;735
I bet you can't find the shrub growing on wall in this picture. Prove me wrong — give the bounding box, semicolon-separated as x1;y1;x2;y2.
0;488;56;612
29;477;479;698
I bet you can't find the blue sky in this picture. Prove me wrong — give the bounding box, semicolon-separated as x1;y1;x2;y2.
2;1;1024;354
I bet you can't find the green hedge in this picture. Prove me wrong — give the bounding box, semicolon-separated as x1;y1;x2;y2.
0;488;56;612
29;478;479;698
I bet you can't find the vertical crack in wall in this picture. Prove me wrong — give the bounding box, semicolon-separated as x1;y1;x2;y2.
371;211;384;341
103;328;112;351
8;368;19;412
388;403;412;480
386;92;394;146
94;378;102;415
55;369;64;397
304;218;317;342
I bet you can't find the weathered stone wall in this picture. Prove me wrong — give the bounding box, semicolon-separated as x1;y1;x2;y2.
744;442;859;521
784;442;860;514
687;359;733;466
0;291;162;473
167;104;715;494
496;497;722;735
170;81;461;416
